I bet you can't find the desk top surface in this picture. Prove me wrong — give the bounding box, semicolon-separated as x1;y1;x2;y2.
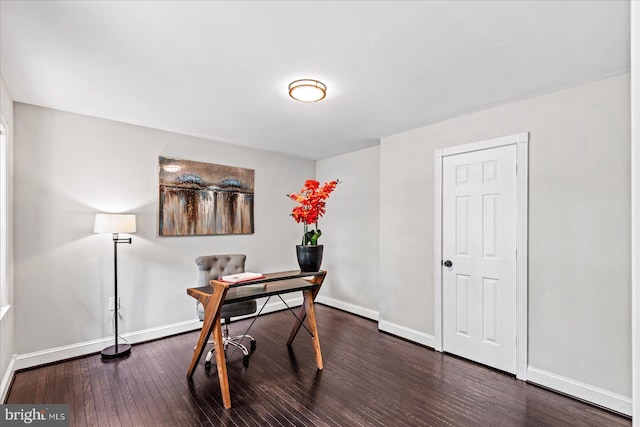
188;270;325;304
222;270;325;288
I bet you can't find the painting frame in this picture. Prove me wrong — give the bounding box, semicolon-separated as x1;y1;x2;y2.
158;156;255;236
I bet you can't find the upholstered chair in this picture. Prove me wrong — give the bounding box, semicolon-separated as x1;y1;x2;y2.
195;254;257;368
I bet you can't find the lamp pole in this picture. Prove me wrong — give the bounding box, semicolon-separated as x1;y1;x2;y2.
101;232;132;358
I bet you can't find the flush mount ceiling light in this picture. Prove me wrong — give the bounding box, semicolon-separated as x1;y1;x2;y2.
288;79;327;102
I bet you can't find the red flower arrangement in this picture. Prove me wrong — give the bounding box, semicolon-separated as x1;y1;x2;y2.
288;179;340;245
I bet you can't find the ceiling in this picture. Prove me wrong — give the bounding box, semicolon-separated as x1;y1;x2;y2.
0;1;630;160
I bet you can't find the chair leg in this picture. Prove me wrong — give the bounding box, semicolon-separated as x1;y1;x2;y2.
226;338;249;356
203;321;257;369
226;335;256;354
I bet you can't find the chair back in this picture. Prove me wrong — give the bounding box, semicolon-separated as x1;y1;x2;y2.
195;254;246;286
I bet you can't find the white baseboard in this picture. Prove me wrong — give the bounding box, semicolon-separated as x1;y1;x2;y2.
14;296;302;371
315;295;379;321
378;319;435;348
527;366;632;416
14;319;203;371
0;354;16;403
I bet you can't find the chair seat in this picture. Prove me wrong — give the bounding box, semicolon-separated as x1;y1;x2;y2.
221;300;257;319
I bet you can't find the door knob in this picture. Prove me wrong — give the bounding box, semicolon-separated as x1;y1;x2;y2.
443;260;453;268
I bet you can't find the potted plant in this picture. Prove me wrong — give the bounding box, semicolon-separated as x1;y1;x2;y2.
287;179;339;271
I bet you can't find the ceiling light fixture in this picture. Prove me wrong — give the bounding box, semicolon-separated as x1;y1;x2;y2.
288;79;327;102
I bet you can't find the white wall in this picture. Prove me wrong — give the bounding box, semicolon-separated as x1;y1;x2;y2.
380;74;631;398
13;103;314;358
316;146;380;319
0;74;15;401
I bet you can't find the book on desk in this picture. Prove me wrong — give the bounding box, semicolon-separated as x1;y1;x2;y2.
219;272;265;284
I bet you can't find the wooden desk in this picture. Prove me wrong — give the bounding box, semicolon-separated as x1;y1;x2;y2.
186;270;327;409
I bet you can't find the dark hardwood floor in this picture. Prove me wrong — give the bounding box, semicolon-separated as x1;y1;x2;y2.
5;305;631;426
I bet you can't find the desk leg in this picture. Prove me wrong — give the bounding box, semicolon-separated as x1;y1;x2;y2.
288;273;326;346
286;305;306;347
187;306;215;379
303;289;323;370
186;282;228;383
212;316;231;409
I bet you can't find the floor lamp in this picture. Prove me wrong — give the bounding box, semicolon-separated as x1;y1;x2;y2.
94;213;137;359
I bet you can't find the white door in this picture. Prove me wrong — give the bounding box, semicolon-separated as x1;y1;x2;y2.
442;144;517;374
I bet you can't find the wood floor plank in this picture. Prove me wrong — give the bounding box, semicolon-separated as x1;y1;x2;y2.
108;359;146;427
88;354;122;427
59;362;76;426
5;305;631;426
69;360;86;427
78;357;98;427
154;333;219;426
142;340;203;427
126;351;169;426
134;347;184;427
5;368;33;403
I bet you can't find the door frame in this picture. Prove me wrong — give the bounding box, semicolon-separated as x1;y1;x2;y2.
434;132;529;380
631;1;639;422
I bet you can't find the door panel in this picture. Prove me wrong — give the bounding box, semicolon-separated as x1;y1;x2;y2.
442;144;517;374
456;196;470;256
456;274;470;336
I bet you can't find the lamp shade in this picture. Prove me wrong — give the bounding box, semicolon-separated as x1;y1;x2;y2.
94;213;137;234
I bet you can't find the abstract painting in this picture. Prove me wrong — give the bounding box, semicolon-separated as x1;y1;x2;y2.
159;157;254;236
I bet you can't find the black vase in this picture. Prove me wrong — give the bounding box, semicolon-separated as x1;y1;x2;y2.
296;245;324;272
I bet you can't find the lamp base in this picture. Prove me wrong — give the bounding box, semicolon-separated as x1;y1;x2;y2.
101;343;132;359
